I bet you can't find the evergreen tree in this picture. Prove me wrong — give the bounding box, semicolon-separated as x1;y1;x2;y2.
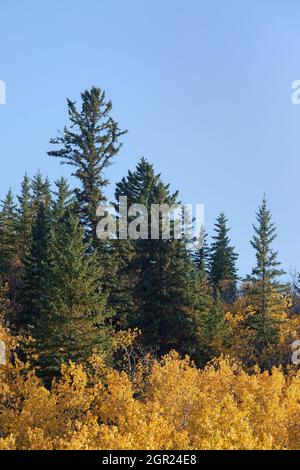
17;174;33;261
19;195;52;327
52;177;74;220
209;212;238;303
31;172;52;214
251;196;285;291
247;196;286;363
0;189;18;280
193;226;209;271
34;212;112;379
186;263;229;366
48;87;127;244
114;158;195;355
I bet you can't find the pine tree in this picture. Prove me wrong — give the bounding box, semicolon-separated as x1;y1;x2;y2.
247;196;286;363
48;87;127;244
31;172;52;215
186;263;229;366
17;174;33;262
209;212;238;303
19;195;52;327
114;158;195;355
251;196;285;292
193;226;209;271
0;189;18;280
34;212;112;379
52;177;74;220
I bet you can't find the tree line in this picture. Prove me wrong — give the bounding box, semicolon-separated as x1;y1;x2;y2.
0;87;299;381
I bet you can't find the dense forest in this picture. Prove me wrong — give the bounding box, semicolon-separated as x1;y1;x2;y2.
1;87;300;450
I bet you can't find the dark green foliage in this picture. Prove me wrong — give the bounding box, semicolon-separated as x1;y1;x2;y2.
31;172;52;214
251;196;285;289
17;174;33;262
52;177;75;220
114;158;195;356
34;212;112;379
19;192;52;327
48;87;127;244
0;189;18;280
247;196;287;363
186;263;229;366
193;227;209;272
209;212;238;303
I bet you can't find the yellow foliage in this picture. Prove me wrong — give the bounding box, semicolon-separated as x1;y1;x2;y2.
1;342;300;450
1;312;300;450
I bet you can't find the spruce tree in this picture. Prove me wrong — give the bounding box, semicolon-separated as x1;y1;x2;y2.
248;196;286;363
0;189;18;280
31;172;52;215
19;194;52;327
114;158;194;355
34;212;112;379
193;226;209;272
187;263;228;366
209;212;238;303
52;177;74;220
17;174;33;262
48;87;127;244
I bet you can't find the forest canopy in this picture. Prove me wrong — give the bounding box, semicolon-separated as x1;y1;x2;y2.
0;87;300;450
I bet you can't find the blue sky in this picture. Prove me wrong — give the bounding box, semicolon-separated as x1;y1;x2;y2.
0;0;299;278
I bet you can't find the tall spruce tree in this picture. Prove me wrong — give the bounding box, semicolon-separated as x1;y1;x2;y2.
48;87;127;245
247;196;286;363
114;158;195;355
17;174;33;262
0;189;18;280
19;189;52;327
34;212;112;380
209;212;238;303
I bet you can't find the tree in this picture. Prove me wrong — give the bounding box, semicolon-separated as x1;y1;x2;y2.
209;212;238;303
186;262;229;366
251;196;285;295
114;158;195;356
0;189;18;281
19;194;52;327
17;174;33;262
193;226;209;272
31;172;52;215
34;212;113;379
48;87;127;245
247;196;287;365
52;177;74;220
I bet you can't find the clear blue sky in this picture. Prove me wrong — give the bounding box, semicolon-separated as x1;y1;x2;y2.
0;0;299;278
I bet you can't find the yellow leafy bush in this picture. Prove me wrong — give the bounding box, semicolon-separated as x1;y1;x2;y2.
1;341;300;450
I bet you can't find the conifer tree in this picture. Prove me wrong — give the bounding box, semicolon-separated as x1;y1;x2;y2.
17;174;33;261
31;172;52;214
193;226;209;271
34;212;112;379
52;177;74;220
209;212;238;303
186;263;229;366
48;87;127;244
247;196;286;363
0;189;18;280
114;158;195;355
19;193;52;327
